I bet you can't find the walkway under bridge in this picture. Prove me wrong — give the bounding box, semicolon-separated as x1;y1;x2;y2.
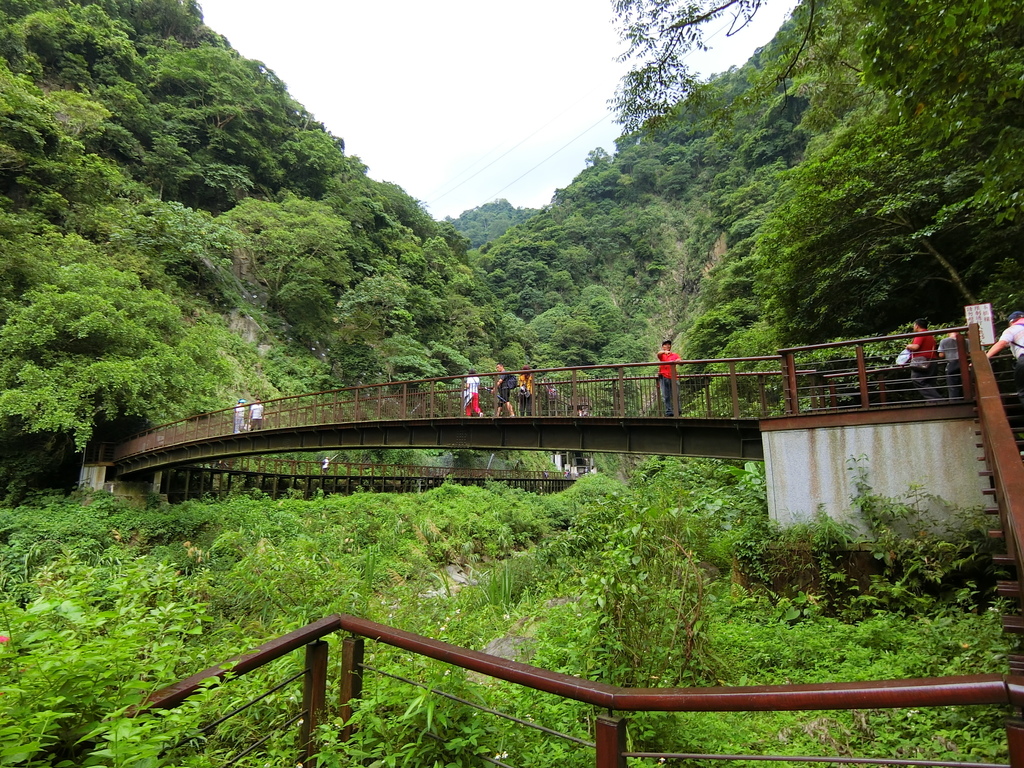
162;457;575;502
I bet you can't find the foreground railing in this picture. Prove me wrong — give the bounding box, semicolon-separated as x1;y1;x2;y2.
137;613;1023;768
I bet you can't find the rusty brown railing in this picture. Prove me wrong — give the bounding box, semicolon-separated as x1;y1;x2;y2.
778;327;970;415
138;613;1022;768
967;325;1024;643
110;332;974;465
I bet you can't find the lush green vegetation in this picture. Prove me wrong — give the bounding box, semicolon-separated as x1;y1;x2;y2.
1;0;1021;497
0;462;1009;766
1;0;1020;764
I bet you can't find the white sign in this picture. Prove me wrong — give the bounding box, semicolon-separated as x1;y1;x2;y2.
965;303;996;345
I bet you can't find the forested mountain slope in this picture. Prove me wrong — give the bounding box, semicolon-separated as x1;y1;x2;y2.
467;0;1023;363
0;0;507;495
1;0;1020;498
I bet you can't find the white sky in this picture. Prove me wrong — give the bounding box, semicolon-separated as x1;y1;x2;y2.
197;0;796;220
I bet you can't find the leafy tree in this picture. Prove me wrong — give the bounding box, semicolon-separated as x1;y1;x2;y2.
0;260;225;450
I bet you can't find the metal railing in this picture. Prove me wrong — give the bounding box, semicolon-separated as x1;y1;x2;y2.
110;332;974;465
137;613;1023;768
778;327;970;415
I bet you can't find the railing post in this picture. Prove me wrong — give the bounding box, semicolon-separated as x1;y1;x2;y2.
339;636;365;744
780;352;799;415
595;714;627;768
958;330;973;401
1006;716;1024;768
728;361;740;419
299;639;329;764
855;345;870;409
617;367;626;418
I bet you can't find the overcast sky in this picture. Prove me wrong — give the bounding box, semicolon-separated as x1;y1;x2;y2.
197;0;795;220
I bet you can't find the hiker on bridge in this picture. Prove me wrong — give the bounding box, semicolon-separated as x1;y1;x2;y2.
518;365;535;416
233;399;247;433
464;369;482;417
493;363;517;417
656;340;681;416
905;319;943;401
986;310;1024;408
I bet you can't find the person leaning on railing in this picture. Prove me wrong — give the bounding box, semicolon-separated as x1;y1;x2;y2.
986;310;1024;409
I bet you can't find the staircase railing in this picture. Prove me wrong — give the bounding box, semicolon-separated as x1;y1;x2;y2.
967;325;1024;648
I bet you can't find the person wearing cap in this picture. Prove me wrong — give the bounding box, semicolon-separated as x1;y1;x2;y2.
233;398;248;433
987;311;1024;409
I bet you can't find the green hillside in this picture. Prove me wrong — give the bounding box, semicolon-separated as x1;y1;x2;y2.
1;0;1021;498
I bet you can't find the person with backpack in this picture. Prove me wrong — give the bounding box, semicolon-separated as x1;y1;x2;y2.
987;311;1024;408
517;364;534;416
494;363;517;417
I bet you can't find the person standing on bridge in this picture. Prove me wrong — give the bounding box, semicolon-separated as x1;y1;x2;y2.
517;365;534;416
464;369;482;417
233;399;247;433
656;340;681;416
494;363;517;417
937;332;963;400
905;319;942;401
248;397;264;430
986;311;1024;409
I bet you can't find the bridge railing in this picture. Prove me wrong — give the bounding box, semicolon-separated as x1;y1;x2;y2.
113;358;786;461
137;612;1022;768
778;327;970;415
112;330;975;462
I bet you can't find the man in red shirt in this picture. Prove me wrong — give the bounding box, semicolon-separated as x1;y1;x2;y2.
904;318;942;401
656;340;681;416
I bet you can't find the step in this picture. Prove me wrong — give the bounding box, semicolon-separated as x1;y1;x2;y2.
997;581;1020;596
1002;615;1024;633
989;530;1005;539
979;470;994;477
986;506;1001;516
1009;655;1024;675
993;554;1017;566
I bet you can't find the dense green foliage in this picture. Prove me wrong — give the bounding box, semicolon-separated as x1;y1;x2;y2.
0;0;509;497
0;463;1010;766
446;198;539;249
1;0;1021;497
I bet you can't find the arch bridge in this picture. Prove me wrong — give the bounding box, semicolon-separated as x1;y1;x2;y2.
104;328;975;481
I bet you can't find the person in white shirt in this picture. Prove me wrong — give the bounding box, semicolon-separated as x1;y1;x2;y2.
248;398;264;430
463;369;482;417
987;311;1024;408
233;399;247;433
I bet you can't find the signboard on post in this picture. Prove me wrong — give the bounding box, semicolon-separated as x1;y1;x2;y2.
965;303;995;345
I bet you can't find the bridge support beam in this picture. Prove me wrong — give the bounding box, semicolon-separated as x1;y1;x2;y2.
761;406;984;534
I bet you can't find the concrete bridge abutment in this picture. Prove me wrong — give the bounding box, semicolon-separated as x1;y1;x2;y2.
760;405;985;535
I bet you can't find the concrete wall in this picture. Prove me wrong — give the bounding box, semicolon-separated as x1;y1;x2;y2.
762;418;986;534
